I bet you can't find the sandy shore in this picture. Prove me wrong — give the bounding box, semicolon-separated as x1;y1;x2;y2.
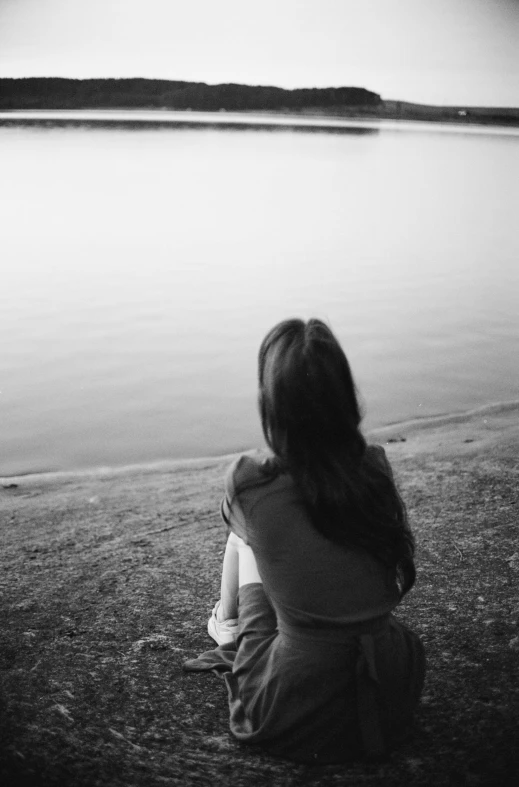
1;402;518;786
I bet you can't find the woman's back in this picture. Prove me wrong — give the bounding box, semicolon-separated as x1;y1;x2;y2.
186;444;425;762
227;448;401;630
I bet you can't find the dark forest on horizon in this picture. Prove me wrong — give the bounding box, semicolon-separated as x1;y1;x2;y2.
1;77;518;125
0;77;381;111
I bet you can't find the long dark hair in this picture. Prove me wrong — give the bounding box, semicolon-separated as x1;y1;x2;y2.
257;318;415;596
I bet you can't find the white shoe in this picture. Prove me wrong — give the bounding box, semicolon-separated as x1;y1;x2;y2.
207;600;239;646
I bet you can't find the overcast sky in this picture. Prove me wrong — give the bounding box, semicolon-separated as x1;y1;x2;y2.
0;0;518;106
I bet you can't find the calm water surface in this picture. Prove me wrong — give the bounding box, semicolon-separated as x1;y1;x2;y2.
1;118;518;475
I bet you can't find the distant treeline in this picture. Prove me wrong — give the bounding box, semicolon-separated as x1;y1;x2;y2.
0;78;381;111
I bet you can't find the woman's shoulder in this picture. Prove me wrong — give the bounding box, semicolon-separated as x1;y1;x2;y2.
365;443;393;476
224;449;278;497
366;442;386;458
226;445;393;490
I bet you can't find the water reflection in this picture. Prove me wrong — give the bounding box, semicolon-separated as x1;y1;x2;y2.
0;112;380;135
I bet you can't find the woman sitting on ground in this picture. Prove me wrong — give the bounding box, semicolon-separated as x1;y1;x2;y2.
184;318;425;763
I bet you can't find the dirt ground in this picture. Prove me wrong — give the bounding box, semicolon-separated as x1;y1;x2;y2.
1;403;518;786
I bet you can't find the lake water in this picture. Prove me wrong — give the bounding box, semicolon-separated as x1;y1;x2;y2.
1;114;518;476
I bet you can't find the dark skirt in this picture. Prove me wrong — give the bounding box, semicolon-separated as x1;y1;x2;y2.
184;583;425;763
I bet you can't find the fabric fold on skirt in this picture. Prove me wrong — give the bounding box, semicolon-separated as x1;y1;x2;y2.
183;583;425;763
